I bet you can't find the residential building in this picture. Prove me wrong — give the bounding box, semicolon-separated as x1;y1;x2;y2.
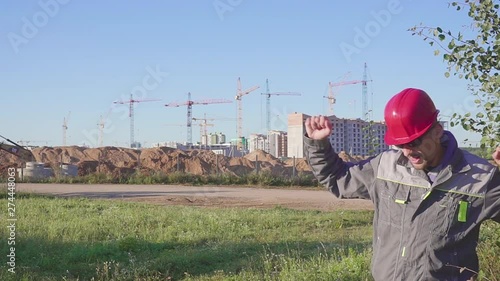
248;134;267;153
268;130;287;158
287;112;389;158
209;132;227;145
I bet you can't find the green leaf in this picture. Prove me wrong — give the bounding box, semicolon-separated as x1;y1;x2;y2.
438;34;446;41
437;27;443;33
445;72;450;78
448;39;455;49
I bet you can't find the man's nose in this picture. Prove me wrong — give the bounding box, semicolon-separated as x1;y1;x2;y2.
401;147;417;155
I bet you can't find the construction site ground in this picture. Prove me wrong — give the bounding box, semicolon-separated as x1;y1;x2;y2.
4;146;497;211
3;145;374;210
17;183;374;211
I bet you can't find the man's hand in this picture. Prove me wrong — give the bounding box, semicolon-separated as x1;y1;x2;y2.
305;115;333;140
493;146;500;166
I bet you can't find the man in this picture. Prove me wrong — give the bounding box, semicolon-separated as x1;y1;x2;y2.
304;88;500;281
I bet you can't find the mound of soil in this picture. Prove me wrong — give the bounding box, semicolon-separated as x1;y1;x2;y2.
0;146;367;178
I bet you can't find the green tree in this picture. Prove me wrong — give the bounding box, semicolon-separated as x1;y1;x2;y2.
362;120;381;157
409;0;499;149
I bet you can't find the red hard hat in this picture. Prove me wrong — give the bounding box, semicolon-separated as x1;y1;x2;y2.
384;88;439;145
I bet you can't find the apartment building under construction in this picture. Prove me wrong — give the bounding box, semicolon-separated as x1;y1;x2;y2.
287;112;389;158
248;130;288;159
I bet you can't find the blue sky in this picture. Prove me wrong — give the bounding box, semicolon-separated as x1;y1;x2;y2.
0;0;485;148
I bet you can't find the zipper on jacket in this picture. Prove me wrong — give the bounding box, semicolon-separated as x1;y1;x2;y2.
421;190;431;200
392;188;410;281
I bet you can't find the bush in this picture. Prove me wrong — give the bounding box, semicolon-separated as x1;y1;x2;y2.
15;170;320;188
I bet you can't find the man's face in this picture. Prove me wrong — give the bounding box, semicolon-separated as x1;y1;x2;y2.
396;124;444;170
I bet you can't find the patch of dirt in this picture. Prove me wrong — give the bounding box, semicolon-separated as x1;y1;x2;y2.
16;183;374;211
121;196;374;211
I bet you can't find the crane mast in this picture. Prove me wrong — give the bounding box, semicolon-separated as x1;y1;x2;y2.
62;111;70;146
98;108;112;147
235;77;259;149
113;94;161;148
262;78;301;132
362;62;369;120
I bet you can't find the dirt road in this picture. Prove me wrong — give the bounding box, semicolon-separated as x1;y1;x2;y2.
17;183;373;211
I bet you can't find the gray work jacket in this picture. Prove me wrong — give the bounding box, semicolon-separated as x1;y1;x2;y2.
304;134;500;281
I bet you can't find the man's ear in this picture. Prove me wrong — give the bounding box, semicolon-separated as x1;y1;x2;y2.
433;123;444;140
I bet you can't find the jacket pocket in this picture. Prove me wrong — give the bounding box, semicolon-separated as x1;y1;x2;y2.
430;192;458;236
378;189;404;229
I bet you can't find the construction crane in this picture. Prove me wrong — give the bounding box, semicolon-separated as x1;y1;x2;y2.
165;92;232;145
164;122;214;148
113;94;161;148
193;114;237;145
323;82;335;116
97;109;112;147
192;113;214;145
62;111;71;146
323;72;351;116
328;63;372;120
261;78;301;132
192;115;215;147
17;140;50;147
235;77;259;148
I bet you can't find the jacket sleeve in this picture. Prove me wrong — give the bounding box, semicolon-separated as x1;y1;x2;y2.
304;136;381;201
484;168;500;223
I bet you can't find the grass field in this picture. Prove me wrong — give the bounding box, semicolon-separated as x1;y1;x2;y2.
0;192;498;280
